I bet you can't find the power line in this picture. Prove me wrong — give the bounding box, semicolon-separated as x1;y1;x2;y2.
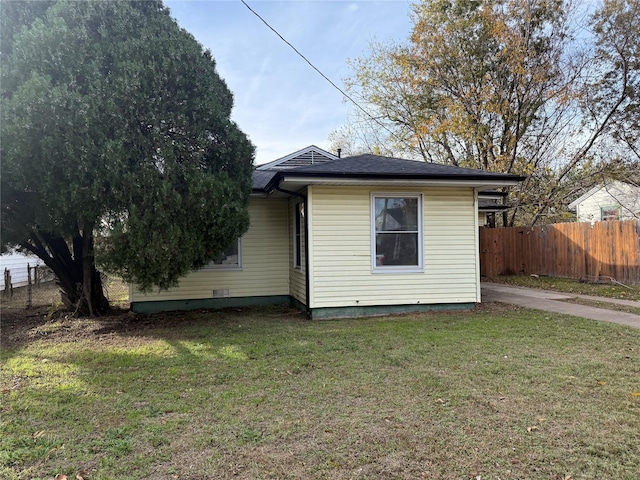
240;0;404;145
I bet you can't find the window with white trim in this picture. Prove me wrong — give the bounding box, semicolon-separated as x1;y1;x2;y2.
203;238;242;270
293;201;303;269
371;193;423;272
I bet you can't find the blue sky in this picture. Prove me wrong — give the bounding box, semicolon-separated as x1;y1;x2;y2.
166;0;413;164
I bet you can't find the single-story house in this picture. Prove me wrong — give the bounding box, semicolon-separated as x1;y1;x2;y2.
131;146;524;318
568;180;640;223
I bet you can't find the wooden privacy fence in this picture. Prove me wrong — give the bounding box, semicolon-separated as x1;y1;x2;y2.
479;220;640;285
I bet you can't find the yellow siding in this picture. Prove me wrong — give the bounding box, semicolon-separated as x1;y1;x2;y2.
308;185;479;308
288;194;307;305
131;198;289;302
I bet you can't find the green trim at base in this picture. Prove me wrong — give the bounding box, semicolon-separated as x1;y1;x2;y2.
131;295;474;319
131;295;292;314
290;297;309;317
307;303;475;320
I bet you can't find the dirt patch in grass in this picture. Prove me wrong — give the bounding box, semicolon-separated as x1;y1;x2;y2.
1;302;514;351
1;306;133;351
0;305;264;350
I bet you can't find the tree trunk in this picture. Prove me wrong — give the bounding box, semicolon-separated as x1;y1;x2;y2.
58;264;109;316
23;229;110;316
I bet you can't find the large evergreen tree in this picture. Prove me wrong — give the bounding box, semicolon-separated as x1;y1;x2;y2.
1;1;255;315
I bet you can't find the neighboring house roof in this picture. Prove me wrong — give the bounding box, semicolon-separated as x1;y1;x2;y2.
567;185;603;210
253;151;525;196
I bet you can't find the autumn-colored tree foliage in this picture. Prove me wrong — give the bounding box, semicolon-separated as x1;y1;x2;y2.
1;1;254;315
333;0;640;225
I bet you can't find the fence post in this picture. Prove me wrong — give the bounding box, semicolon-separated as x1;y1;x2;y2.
27;263;32;308
3;268;12;299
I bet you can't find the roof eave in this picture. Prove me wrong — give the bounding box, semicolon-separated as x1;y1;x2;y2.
259;171;524;196
279;175;523;189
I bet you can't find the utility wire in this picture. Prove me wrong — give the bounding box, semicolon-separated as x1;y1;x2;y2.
240;0;404;145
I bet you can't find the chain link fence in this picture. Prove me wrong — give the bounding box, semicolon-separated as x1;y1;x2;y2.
1;264;129;311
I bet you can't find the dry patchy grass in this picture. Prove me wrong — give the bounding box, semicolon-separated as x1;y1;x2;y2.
1;304;639;480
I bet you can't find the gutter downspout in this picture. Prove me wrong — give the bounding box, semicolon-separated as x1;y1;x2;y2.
275;184;311;318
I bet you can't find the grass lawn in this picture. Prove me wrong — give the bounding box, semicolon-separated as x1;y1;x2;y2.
487;275;640;302
2;304;639;479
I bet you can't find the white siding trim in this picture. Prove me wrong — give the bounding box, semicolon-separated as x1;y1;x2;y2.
474;189;481;302
307;186;315;308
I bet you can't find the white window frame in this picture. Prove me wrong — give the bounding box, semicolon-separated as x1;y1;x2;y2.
371;192;424;274
293;201;303;269
202;238;242;271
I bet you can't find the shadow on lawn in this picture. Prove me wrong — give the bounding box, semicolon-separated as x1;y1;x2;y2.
0;304;307;359
1;302;518;356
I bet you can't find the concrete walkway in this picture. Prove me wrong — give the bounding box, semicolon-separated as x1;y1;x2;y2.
481;283;640;328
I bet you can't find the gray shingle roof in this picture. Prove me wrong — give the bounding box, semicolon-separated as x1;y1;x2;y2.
291;154;520;178
252;169;277;191
252;153;525;192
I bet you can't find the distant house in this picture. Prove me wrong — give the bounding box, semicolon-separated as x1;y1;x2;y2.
0;252;44;289
568;181;640;223
130;146;524;318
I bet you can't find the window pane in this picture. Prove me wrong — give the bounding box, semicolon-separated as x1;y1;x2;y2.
375;197;418;231
372;194;422;269
601;207;620;221
375;232;418;266
212;241;239;265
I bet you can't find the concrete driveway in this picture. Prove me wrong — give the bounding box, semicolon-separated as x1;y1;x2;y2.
481;282;640;328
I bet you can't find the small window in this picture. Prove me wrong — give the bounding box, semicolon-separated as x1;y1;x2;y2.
371;193;423;272
601;205;620;221
293;201;303;269
203;238;242;270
